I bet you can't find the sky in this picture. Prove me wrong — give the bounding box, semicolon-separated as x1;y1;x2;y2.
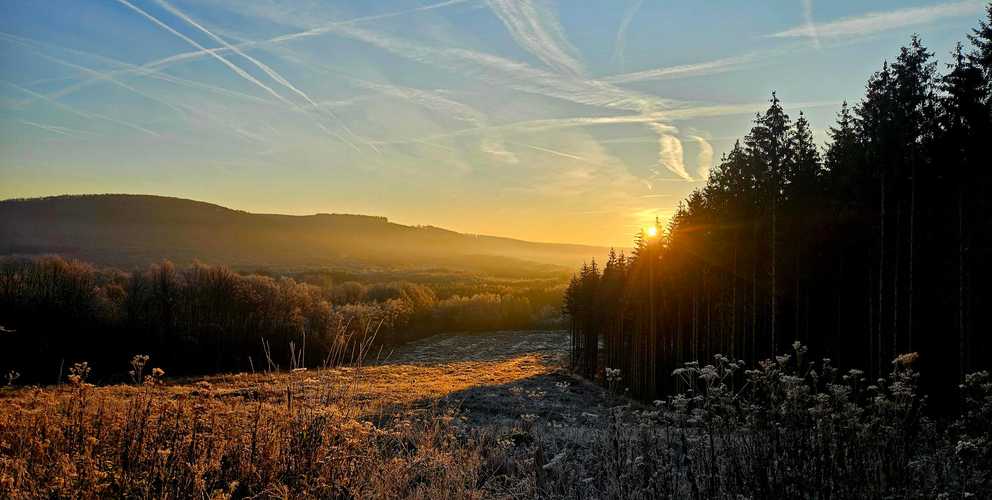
0;0;988;247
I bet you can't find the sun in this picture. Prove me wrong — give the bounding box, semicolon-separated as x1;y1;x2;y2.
645;226;658;238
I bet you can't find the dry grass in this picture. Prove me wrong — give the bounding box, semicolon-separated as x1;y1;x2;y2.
0;331;614;499
1;332;988;499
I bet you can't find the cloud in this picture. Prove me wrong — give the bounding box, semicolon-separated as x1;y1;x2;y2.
604;52;760;84
0;31;277;108
114;0;294;109
153;0;313;107
481;138;519;163
487;0;585;76
687;134;714;180
14;43;187;117
152;0;366;150
96;2;671;115
652;126;692;181
130;0;472;75
312;22;669;114
769;0;986;40
3;80;160;136
611;0;642;71
336;75;518;162
517;142;597;164
19;120;92;137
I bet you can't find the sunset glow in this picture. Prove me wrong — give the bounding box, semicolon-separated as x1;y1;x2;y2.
1;1;986;246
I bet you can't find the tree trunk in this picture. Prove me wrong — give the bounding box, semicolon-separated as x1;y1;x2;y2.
908;165;915;351
878;175;886;376
959;186;966;381
771;195;778;355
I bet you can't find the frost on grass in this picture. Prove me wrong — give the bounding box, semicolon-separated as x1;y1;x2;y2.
0;332;989;498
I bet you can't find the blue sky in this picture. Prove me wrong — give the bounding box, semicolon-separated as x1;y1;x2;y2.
0;0;987;246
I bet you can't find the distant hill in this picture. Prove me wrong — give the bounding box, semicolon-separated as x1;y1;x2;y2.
0;195;608;273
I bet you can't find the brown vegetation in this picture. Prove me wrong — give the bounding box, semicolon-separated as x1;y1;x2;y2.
1;332;989;499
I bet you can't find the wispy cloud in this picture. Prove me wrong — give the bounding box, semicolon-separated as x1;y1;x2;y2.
16;43;187;117
364;99;840;149
517;142;597;164
0;31;277;108
151;0;365;150
130;0;472;74
152;0;312;106
611;0;642;71
110;3;671;115
19;120;92;138
114;0;293;108
652;126;692;181
605;52;760;84
487;0;585;76
688;134;714;180
769;0;986;40
322;72;517;162
116;0;371;151
3;80;160;136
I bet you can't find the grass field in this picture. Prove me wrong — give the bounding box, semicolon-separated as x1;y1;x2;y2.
1;330;989;499
0;331;625;499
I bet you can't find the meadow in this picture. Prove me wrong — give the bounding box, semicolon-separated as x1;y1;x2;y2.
1;331;988;499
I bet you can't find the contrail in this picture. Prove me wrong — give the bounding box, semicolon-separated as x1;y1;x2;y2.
19;120;88;137
3;80;160;136
116;0;362;151
151;1;340;119
605;53;759;84
153;0;367;151
510;141;615;168
42;0;472;104
23;46;187;117
769;0;985;39
486;0;584;76
0;34;307;145
114;0;296;110
801;0;821;49
347;77;514;161
0;32;279;107
316;123;362;153
612;0;642;71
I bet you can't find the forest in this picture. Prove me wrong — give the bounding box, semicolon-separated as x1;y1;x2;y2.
565;8;992;405
0;256;566;383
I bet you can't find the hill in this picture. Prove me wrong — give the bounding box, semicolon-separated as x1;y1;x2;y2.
0;194;606;272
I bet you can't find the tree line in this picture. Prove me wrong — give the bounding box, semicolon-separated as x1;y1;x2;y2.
0;256;565;383
565;7;992;405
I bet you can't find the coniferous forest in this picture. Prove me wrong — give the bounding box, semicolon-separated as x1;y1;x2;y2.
565;8;992;405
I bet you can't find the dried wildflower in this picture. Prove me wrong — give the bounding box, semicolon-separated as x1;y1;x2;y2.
129;355;150;384
67;362;90;386
892;352;919;368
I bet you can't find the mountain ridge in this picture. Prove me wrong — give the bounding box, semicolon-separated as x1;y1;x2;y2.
0;194;609;272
